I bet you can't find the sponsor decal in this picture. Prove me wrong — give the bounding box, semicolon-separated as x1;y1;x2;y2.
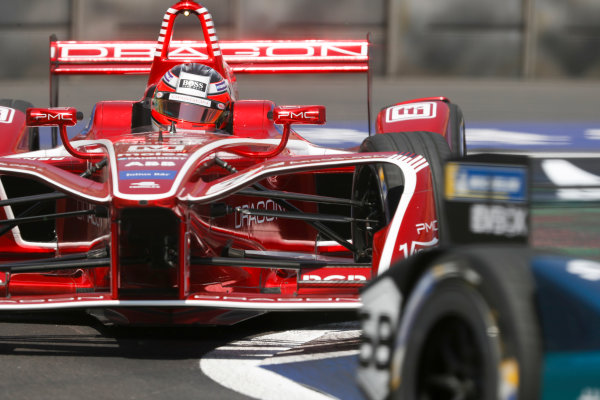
73;200;105;228
20;157;66;161
162;70;178;88
301;274;367;281
358;276;401;399
126;145;185;152
385;102;437;123
129;181;160;189
398;237;439;258
124;161;176;167
29;109;76;124
177;70;210;97
179;78;206;92
469;204;527;237
118;156;186;161
56;41;368;62
0;107;15;124
446;163;527;202
119;170;177;180
416;220;438;235
234;200;283;228
215;81;228;93
276;109;321;122
169;93;211;107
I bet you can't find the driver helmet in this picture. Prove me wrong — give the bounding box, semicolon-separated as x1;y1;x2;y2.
151;63;232;130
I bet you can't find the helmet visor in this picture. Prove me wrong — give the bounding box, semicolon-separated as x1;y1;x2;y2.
152;93;225;124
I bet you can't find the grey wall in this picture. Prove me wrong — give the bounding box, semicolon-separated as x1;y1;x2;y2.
0;0;598;79
389;0;600;78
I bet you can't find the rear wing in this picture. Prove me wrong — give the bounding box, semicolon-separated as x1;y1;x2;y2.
47;0;372;131
50;39;369;75
49;38;370;106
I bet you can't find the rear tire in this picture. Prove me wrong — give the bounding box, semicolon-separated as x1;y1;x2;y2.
392;246;542;400
352;132;451;261
0;98;39;151
0;99;33;113
448;103;466;157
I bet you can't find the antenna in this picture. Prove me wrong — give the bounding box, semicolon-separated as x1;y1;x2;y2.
366;32;373;136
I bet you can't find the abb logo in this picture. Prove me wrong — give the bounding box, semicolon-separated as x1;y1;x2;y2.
124;161;176;167
386;102;437;123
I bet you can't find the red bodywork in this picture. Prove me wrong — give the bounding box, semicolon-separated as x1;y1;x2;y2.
0;1;450;325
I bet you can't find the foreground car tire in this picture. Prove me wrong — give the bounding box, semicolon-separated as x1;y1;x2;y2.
352;131;451;261
392;246;542;400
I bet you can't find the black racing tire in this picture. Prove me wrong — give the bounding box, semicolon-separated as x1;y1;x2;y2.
392;246;542;400
352;131;451;261
0;98;39;151
448;103;466;157
0;99;34;113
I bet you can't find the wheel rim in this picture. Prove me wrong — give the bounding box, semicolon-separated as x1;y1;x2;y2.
352;164;386;262
417;315;484;400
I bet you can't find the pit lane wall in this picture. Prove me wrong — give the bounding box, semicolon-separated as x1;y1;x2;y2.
1;0;599;79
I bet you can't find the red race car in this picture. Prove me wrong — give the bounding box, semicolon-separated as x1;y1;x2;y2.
0;0;465;325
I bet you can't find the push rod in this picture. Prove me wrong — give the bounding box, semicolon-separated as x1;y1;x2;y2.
191;256;370;270
0;209;99;226
0;258;110;273
0;192;67;207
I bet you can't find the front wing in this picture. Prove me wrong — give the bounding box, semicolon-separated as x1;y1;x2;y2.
0;149;435;316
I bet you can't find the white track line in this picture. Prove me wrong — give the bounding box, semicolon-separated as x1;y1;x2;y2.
200;323;360;400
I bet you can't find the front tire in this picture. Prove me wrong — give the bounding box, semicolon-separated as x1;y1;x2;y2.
392;246;542;399
352;131;451;261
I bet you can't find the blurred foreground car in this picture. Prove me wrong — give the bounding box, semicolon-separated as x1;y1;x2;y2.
0;1;465;325
358;153;600;399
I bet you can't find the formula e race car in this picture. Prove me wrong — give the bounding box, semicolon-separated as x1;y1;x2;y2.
357;154;600;400
0;0;465;326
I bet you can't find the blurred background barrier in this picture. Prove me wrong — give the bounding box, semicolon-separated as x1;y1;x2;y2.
1;0;599;80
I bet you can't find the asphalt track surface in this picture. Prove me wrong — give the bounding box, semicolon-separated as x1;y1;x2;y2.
1;76;600;399
0;309;364;400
